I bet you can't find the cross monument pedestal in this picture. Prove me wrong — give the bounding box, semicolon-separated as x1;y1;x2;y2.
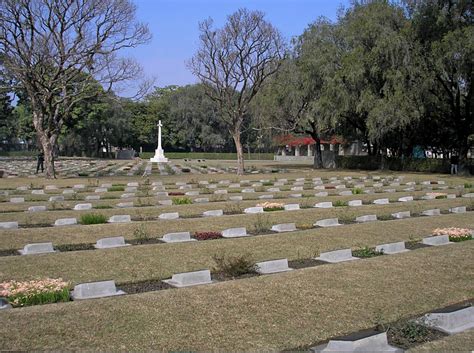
150;120;168;163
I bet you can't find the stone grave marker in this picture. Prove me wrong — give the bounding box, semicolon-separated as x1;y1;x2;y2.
421;209;440;216
348;200;362;207
31;190;45;195
203;210;223;217
127;182;139;187
194;198;209;203
222;227;248;238
241;188;255;193
314;218;341;227
125;186;137;192
159;212;179;220
214;189;227;194
161;232;196;243
244;207;264;214
315;249;359;263
45;185;58;190
72;280;125;300
158;200;172;206
73;184;85;189
0;298;12;310
398;196;413;202
392;211;411;219
62;189;75;195
101;183;112;188
258;194;274;199
271;223;296;233
449;206;466;214
314;192;328;197
156;192;169;197
422;235;451;246
267;187;280;192
356;214;377;223
10;197;24;203
289;194;302;198
229;196;243;201
18;242;55;255
117;202;134;208
423;306;474;335
447;194;456;199
73;203;92;211
256;259;293;274
85;195;100;201
284;204;300;211
339;191;352;196
94;236;130;249
94;187;108;193
120;193;135;199
163;269;213;288
375;241;409;255
54;218;77;226
108;215;131;223
27;205;47;212
462;193;474;198
373;198;389;205
310;331;402;353
49;195;64;202
185;191;199;196
314;202;333;208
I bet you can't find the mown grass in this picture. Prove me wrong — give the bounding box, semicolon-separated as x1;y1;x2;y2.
0;243;472;351
0;213;472;284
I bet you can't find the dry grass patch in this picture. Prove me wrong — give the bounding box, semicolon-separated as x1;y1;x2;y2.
0;243;472;351
407;329;474;352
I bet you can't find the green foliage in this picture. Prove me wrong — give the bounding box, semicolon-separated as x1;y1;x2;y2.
93;205;112;209
352;247;383;258
172;197;192;205
251;214;271;234
80;213;107;225
351;187;363;195
212;253;257;278
449;234;472;243
133;224;150;243
108;186;124;192
333;200;347;207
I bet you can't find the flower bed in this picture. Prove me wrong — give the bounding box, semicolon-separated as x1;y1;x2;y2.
432;227;472;242
256;202;284;211
0;278;70;307
426;192;447;199
193;231;223;241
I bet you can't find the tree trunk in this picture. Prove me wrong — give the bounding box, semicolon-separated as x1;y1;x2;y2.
313;139;323;169
38;133;56;178
232;131;245;175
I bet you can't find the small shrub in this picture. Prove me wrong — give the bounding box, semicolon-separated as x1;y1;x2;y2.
0;278;70;307
108;186;124;192
223;203;243;215
168;192;185;196
212;253;257;278
333;200;348;207
172;197;192;205
251;214;271;234
78;173;89;177
262;181;273;186
352;246;384;258
93;205;112;209
352;187;363;194
80;213;107;225
133;224;149;243
297;223;314;230
181;168;191;173
464;182;473;189
193;231;222;240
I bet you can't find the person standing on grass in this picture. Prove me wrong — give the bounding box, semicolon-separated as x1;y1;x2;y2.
35;152;44;174
450;153;459;175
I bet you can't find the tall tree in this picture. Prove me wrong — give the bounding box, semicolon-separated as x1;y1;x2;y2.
189;8;285;174
0;0;150;177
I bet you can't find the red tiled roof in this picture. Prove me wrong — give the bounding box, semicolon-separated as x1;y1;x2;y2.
275;134;344;146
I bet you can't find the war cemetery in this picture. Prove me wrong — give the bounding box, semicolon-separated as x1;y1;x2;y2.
0;0;473;352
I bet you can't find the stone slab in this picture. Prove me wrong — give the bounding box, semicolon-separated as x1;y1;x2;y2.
373;198;389;205
108;215;131;223
31;190;45;195
194;198;209;203
203;210;223;217
120;193;135;199
244;207;264;214
256;259;293;274
73;203;92;211
229;196;243;201
315;249;359;263
117;202;134;208
314;192;328;197
10;197;24;203
356;214;377;223
85;195;100;201
424;306;474;335
18;242;55;255
72;280;125;300
449;206;466;214
271;223;297;233
284;204;300;211
159;212;179;220
163;269;212;288
241;188;255;193
158;200;172;206
27;205;47;212
421;209;441;216
161;232;196;243
392;211;411;219
222;227;248;238
314;202;333;208
289;194;302;198
94;188;108;193
375;241;409;255
49;196;64;202
348;200;362;207
422;235;452;246
339;191;352;196
311;331;402;353
94;236;130;249
314;218;341;227
398;196;413;202
0;298;12;310
54;218;77;226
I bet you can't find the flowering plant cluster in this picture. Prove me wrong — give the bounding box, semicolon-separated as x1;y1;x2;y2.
426;192;447;199
432;227;472;242
256;202;284;211
193;231;223;241
0;278;70;307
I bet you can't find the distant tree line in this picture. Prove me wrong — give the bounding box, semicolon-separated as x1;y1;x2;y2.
1;0;472;177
